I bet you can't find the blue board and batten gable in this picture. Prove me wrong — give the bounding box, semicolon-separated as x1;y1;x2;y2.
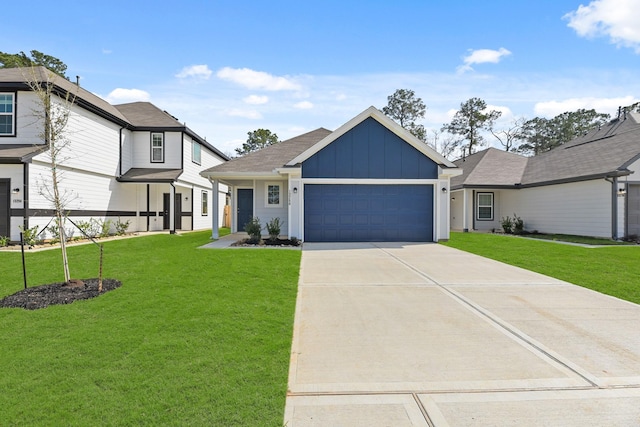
302;117;438;179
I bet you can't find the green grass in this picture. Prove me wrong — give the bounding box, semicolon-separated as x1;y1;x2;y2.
521;232;632;245
0;230;300;426
441;232;640;305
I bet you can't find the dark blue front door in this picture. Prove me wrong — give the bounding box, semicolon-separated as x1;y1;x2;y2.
236;189;253;231
304;184;433;242
0;180;9;238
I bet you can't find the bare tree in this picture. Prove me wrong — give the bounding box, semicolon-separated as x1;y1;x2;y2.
490;117;527;152
426;129;459;159
24;67;77;283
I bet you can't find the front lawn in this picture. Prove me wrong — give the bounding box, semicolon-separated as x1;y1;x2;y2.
0;230;300;426
441;232;640;305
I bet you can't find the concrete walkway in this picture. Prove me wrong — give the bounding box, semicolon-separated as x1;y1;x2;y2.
284;242;640;426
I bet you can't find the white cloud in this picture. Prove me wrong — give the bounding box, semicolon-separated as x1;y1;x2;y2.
102;49;112;55
457;47;512;73
105;88;150;104
243;95;269;105
564;0;640;52
176;64;212;79
216;67;302;91
294;101;314;109
534;96;639;117
227;108;263;119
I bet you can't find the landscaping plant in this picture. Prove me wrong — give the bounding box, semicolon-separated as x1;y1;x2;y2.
266;217;282;241
244;217;262;243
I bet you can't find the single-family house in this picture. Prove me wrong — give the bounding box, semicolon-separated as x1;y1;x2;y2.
201;106;461;242
0;66;229;242
450;112;640;239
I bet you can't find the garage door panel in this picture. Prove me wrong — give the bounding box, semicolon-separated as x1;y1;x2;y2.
304;184;433;242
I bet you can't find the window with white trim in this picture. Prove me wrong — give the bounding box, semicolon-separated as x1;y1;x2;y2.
0;93;15;136
192;142;201;165
265;182;282;207
151;133;164;163
476;192;494;220
201;190;208;215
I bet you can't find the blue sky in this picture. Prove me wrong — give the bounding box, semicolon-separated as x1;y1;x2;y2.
6;0;640;156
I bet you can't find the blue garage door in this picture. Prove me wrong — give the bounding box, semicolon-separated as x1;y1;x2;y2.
304;184;433;242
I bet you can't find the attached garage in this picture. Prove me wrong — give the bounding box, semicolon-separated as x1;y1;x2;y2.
304;184;433;242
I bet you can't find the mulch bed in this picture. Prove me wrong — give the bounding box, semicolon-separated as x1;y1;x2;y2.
231;238;301;247
0;278;122;310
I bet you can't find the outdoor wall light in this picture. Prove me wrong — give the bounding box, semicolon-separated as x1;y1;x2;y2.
12;188;20;193
441;187;447;193
293;187;298;194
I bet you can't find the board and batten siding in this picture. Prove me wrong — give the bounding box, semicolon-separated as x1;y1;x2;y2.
302;117;438;179
500;180;612;238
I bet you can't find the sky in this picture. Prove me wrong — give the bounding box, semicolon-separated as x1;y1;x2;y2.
5;0;640;157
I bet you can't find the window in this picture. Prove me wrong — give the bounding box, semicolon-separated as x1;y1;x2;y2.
151;133;164;163
0;93;15;136
201;190;208;215
265;182;282;207
476;192;494;220
192;142;201;165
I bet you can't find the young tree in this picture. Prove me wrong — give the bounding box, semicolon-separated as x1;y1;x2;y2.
382;89;427;142
491;117;527;152
1;50;68;79
441;97;502;156
25;67;77;283
235;128;279;156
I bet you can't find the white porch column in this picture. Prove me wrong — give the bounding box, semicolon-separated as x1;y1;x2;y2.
211;179;219;239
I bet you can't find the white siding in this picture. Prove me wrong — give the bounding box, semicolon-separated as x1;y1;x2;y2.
120;129;133;174
1;164;25;240
500;180;612;238
254;179;288;236
3;91;42;146
130;131;182;169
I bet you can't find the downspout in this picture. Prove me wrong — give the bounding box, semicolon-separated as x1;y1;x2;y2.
146;184;150;231
170;182;176;234
604;176;618;240
23;162;29;232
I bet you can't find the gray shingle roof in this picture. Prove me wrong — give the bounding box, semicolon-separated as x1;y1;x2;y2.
114;102;185;128
453;113;640;189
0;144;47;163
117;168;183;182
202;128;332;175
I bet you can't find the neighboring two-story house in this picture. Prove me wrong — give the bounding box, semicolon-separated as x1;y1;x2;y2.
0;66;228;242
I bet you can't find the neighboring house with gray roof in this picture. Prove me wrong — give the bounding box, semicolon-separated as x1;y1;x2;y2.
451;113;640;239
202;106;461;242
0;67;228;241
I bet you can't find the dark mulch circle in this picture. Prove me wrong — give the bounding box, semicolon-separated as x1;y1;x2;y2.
0;278;122;310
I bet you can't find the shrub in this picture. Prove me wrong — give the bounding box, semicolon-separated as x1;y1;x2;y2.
99;219;113;238
500;216;514;234
265;217;282;241
0;235;9;247
76;219;100;239
18;225;41;246
244;217;262;244
115;218;130;236
512;214;524;235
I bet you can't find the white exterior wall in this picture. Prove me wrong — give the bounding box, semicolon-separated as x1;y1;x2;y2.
2;164;25;240
289;177;302;239
437;179;450;240
130;131;181;169
254;179;288;236
3;91;42;146
500;180;612;238
120;129;133;174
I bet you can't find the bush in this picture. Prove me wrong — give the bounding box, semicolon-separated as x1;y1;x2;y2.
18;225;41;246
76;219;100;238
500;216;514;234
244;217;262;244
115;218;130;236
99;219;113;238
265;217;282;241
0;235;9;247
512;214;524;235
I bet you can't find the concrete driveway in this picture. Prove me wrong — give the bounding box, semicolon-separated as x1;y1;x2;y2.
284;242;640;426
